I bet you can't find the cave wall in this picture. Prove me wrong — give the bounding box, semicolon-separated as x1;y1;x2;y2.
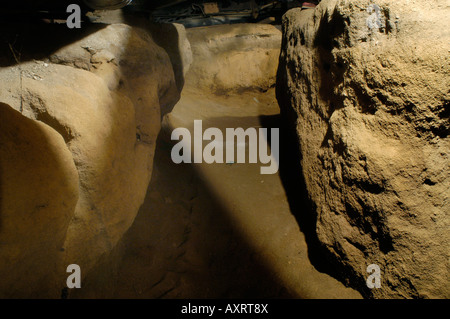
185;23;282;94
277;0;449;298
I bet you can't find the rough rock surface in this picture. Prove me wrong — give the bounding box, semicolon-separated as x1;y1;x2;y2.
277;0;449;298
0;22;184;297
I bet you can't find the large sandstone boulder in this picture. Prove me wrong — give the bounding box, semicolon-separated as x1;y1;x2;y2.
277;0;449;298
0;102;79;298
0;22;184;297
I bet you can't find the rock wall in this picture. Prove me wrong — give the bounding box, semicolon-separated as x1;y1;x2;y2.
185;23;282;94
277;0;449;298
0;22;186;297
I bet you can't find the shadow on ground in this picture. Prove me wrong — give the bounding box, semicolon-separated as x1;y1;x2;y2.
72;127;294;298
260;113;353;287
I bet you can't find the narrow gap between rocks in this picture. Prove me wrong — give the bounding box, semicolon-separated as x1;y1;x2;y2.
70;15;361;299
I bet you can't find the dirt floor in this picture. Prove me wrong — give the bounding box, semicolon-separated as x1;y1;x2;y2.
71;84;362;299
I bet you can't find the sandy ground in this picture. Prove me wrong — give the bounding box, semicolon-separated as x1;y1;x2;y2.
71;86;362;299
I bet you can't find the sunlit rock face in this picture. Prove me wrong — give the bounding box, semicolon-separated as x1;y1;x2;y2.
277;0;449;298
185;23;282;95
0;22;186;297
